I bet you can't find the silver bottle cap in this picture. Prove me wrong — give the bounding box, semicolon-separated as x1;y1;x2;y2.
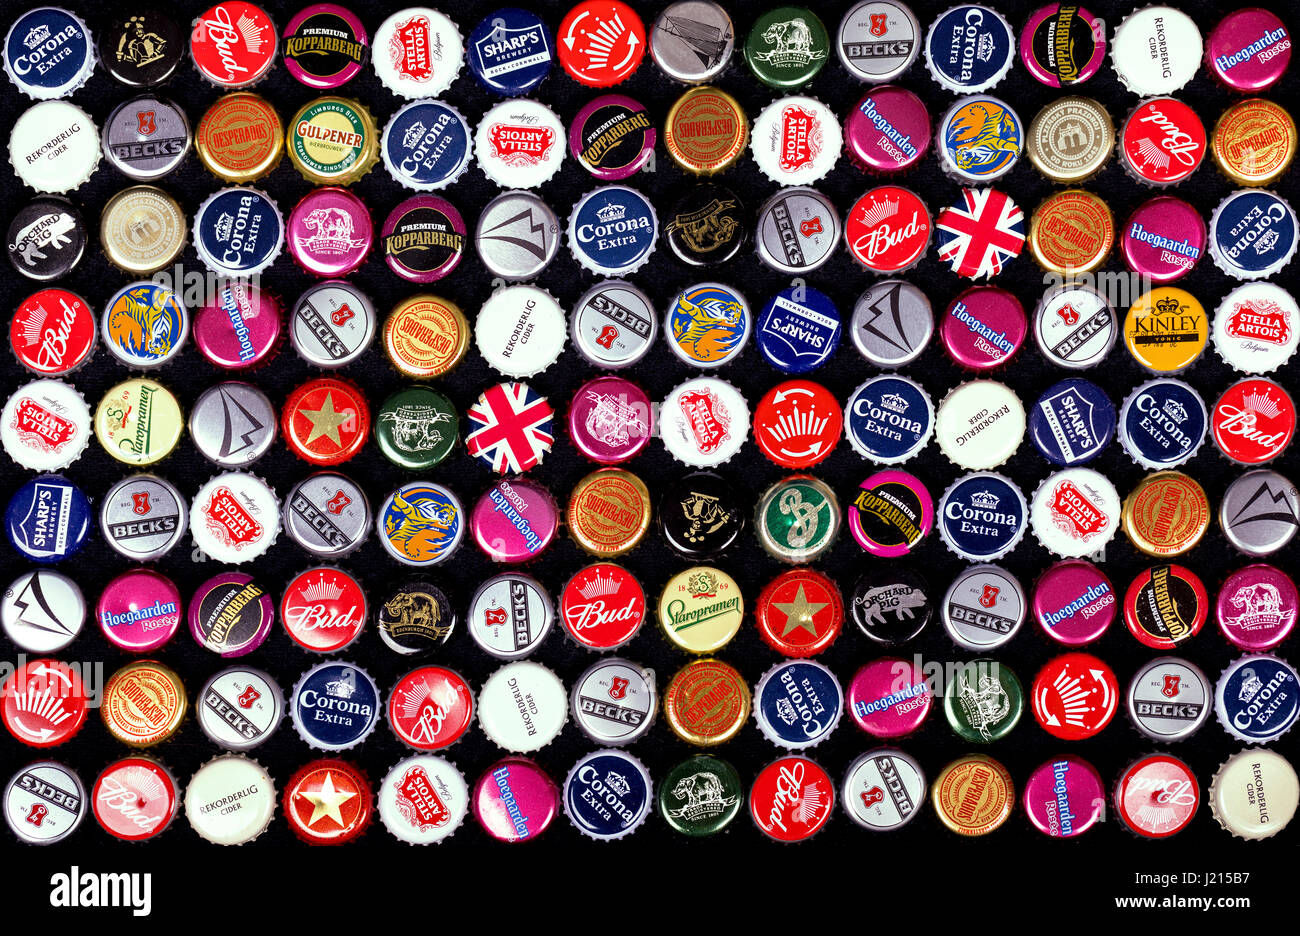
99;473;188;561
650;2;735;84
290;280;377;369
850;279;933;367
190;381;276;467
1127;656;1210;743
842;748;925;830
197;665;284;751
1220;469;1300;557
942;563;1025;651
754;186;840;274
570;279;657;368
283;471;371;558
475;189;560;282
468;572;554;659
101;94;191;181
1;569;85;653
570;657;657;745
4;761;87;844
837;1;922;83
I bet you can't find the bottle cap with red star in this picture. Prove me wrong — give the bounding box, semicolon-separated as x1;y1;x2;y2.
1212;378;1296;465
560;563;645;651
2;659;87;747
557;2;647;88
750;755;835;842
1031;651;1118;740
752;380;842;469
755;568;843;657
387;666;474;751
284;758;372;845
92;756;178;841
845;186;930;272
282;377;370;466
281;566;367;653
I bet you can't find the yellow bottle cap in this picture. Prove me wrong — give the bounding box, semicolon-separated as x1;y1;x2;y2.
383;296;470;378
661;658;751;746
101;660;187;748
1212;98;1296;187
100;186;187;274
664;86;749;175
287;96;378;186
931;754;1014;835
94;378;183;465
1124;287;1208;373
196;92;284;183
567;468;652;557
1122;470;1211;557
658;565;744;653
1028;189;1114;275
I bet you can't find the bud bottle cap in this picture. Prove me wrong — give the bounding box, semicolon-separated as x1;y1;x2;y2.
188;571;274;656
1;569;84;654
842;748;925;831
388;666;474;751
372;8;464;97
101;660;186;747
751;756;835;841
190;473;280;563
468;572;554;659
3;7;95;99
3;761;86;844
382;100;473;191
91;757;177;841
477;99;566;187
283;4;368;89
472;477;558;563
663;87;744;175
755;475;840;564
563;749;652;840
1126;656;1210;742
942;563;1025;650
1032;559;1115;645
97;569;182;653
1205;8;1291;92
467;8;554;95
198;665;283;750
1119;195;1205;282
755;568;843;657
7;199;87;282
1031;652;1118;739
1019;4;1105;86
283;758;372;845
1211;377;1295;465
651;2;734;84
1217;564;1298;651
2;378;91;471
850;566;932;645
931;754;1013;835
750;96;842;185
100;474;187;561
472;757;557;842
845;86;931;174
195;93;284;183
378;755;468;844
1209;748;1298;840
478;661;566;752
756;187;840;274
191;2;278;88
837;1;921;83
1123;563;1208;649
377;482;463;566
1111;6;1202;95
1024;756;1104;837
1220;468;1300;556
570;657;655;744
377;579;455;657
1214;653;1299;743
659;754;743;836
1209;189;1298;280
10;101;100;194
845;185;930;272
924;5;1014;92
662;659;749;745
281;566;366;653
657;471;744;558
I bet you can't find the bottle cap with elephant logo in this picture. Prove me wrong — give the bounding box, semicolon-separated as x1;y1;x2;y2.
1215;564;1297;651
375;385;458;470
377;579;455;656
287;187;373;277
101;282;188;369
658;754;743;836
283;470;370;558
568;375;653;464
744;7;830;88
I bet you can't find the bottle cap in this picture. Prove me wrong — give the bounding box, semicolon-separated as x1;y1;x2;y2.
383;295;469;377
844;375;933;465
99;8;183;86
753;380;841;469
466;382;555;474
375;579;454;657
467;8;553;94
1031;651;1118;739
934;379;1025;470
937;471;1026;560
1217;564;1297;651
195;92;284;183
570;96;653;180
845;185;930;271
935;187;1025;279
283;758;371;844
377;482;463;566
99;283;186;371
751;756;834;841
942;563;1025;650
373;8;464;97
657;471;743;558
1118;97;1205;187
850;280;932;366
1215;653;1298;743
1122;472;1210;557
750;96;842;185
936;95;1022;182
931;754;1013;835
188;571;274;657
387;666;473;751
3;7;94;99
941;286;1025;369
570;280;656;368
102;95;190;182
190;473;279;563
468;572;553;659
1028;378;1115;466
1025;96;1113;183
755;568;843;657
563;749;652;840
755;286;840;374
744;7;829;88
476;284;565;377
568;375;652;464
3;761;86;844
1117;378;1207;469
659;754;743;836
662;658;749;745
472;757;557;842
289;281;374;367
567;184;658;275
476;99;565;187
1210;749;1298;840
847;657;929;738
476;190;560;280
100;185;187;274
191;2;278;87
478;661;567;752
1;569;84;653
570;658;655;743
291;661;381;751
97;570;182;653
382;100;472;191
7;199;87;282
663;87;745;175
92;757;177;840
281;566;366;653
842;748;924;831
850;566;932;644
1123;287;1207;373
1119;196;1205;283
1029;468;1120;558
1020;4;1105;85
282;376;369;466
374;386;457;470
10;101;100;193
1032;559;1115;645
378;755;468;843
557;1;645;87
755;475;840;563
197;665;283;750
1220;468;1300;556
287;187;372;277
1027;189;1113;274
658;566;743;653
2;379;90;471
837;1;921;82
848;469;931;557
1;659;86;747
1111;5;1202;94
1023;756;1103;837
283;4;368;89
472;477;558;562
1206;8;1291;92
1209;189;1298;280
101;660;185;747
1212;377;1295;464
944;658;1023;743
651;2;734;83
1031;283;1119;372
845;86;931;174
754;660;842;749
1127;656;1210;742
1214;283;1299;374
192;186;284;277
100;474;186;561
659;376;749;468
1212;99;1295;187
755;186;839;274
1123;563;1208;649
924;5;1014;92
283;470;369;558
5;475;91;563
381;195;465;283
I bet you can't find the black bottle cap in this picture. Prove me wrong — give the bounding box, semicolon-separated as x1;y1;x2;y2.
99;10;185;87
377;579;456;656
665;184;746;267
850;566;933;645
6;197;87;281
658;471;745;558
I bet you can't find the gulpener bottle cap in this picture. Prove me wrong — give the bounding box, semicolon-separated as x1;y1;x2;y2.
288;95;380;186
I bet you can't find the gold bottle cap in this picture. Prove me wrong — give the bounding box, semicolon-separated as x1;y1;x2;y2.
664;86;749;175
1212;98;1297;187
1028;189;1114;274
100;185;187;274
383;296;470;378
94;378;183;466
101;660;187;747
931;754;1014;835
567;468;652;557
658;565;744;653
1122;470;1211;557
196;92;285;183
287;96;378;186
1124;287;1208;374
1026;96;1114;183
661;658;751;746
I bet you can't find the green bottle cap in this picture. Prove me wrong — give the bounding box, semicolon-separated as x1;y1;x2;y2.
943;658;1024;743
374;386;458;470
755;475;840;564
744;7;830;89
658;754;744;837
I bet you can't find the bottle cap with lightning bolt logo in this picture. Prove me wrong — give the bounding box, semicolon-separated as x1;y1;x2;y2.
476;190;560;281
283;470;369;558
283;758;373;845
755;474;840;564
850;279;932;366
372;8;464;97
1;658;87;747
1219;469;1300;558
97;569;182;653
1031;651;1118;740
1217;563;1298;651
467;7;554;95
387;665;474;751
197;665;284;750
281;565;367;653
842;748;925;832
188;570;275;657
944;658;1023;744
282;376;370;466
560;563;646;651
569;657;656;744
557;1;646;87
1;569;85;653
190;381;276;468
185;754;276;844
651;2;735;84
755;567;844;657
942;563;1025;651
752;380;842;470
3;760;87;844
1126;656;1210;742
190;472;280;564
1023;755;1104;838
754;660;843;749
377;481;464;566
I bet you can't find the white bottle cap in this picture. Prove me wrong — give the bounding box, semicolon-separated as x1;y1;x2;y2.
1111;6;1202;96
373;8;464;98
10;101;100;192
1;378;90;471
184;754;276;845
190;471;281;563
1;569;84;653
659;376;750;467
475;99;565;188
750;96;842;184
934;379;1024;469
1030;467;1121;558
475;285;565;377
1213;282;1300;374
477;661;567;752
378;755;468;844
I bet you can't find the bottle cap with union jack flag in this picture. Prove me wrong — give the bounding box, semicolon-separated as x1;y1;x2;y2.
466;381;555;474
935;186;1025;279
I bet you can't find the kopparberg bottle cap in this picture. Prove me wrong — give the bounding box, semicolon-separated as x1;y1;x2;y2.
93;378;182;466
838;1;920;82
1206;8;1291;92
658;566;743;653
383;295;469;377
287;187;372;278
659;377;749;468
100;185;187;275
941;285;1025;369
850;279;932;366
570;658;655;745
568;185;658;275
188;571;274;656
845;186;931;272
101;282;187;369
100;8;183;87
571;280;657;368
467;7;553;95
378;578;455;656
1023;756;1104;838
1029;378;1115;466
2;569;83;653
1215;653;1299;743
4;7;94;99
7;199;86;282
100;474;187;561
476;285;565;377
1111;5;1202;95
845;86;931;174
664;87;745;175
844;374;933;465
944;658;1023;743
754;660;842;749
192;186;284;277
755;187;839;275
476;190;559;281
191;2;278;88
1019;4;1105;86
934;187;1025;278
936;95;1021;183
469;572;553;659
1114;754;1199;837
1032;284;1116;370
195;92;284;183
377;482;463;566
1026;96;1113;183
850;565;932;645
474;477;559;563
101;660;185;746
1030;467;1120;558
1123;563;1208;649
184;755;275;845
1118;378;1207;469
283;470;370;558
282;758;372;845
651;1;734;84
280;566;367;653
290;280;375;368
659;754;743;837
102;96;190;182
1124;287;1207;373
382;100;472;191
934;379;1024;470
1127;656;1210;742
755;474;840;564
283;4;368;89
842;749;924;831
755;567;843;657
1028;189;1113;275
2;378;90;471
375;385;457;470
1031;651;1119;740
198;665;283;750
751;755;835;841
924;5;1014;93
1221;469;1300;557
931;755;1014;836
1209;189;1298;280
191;471;279;561
1214;283;1299;374
755;286;840;374
563;750;652;840
943;563;1025;650
658;471;743;558
1122;471;1211;558
1121;196;1205;282
387;666;473;751
848;470;932;558
378;754;468;844
750;96;842;185
1211;749;1298;840
568;375;653;465
12;288;94;375
287;96;378;186
1117;97;1206;188
478;661;567;752
10;101;100;193
663;283;750;369
1211;378;1295;466
1217;564;1297;651
662;658;750;746
556;1;647;88
1212;99;1295;187
937;472;1026;561
292;661;381;752
744;6;829;88
466;382;555;474
472;756;558;842
97;571;181;653
477;98;565;188
373;8;463;97
1032;559;1115;645
4;760;86;843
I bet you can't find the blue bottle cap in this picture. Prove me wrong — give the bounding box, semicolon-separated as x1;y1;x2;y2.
290;660;381;751
467;8;554;95
1118;378;1208;469
101;282;188;369
1209;190;1298;281
563;749;652;840
755;285;841;373
937;471;1027;561
567;186;658;276
5;474;91;563
844;374;934;465
377;482;464;566
192;187;284;277
4;7;95;100
1214;654;1298;743
924;5;1014;93
381;101;473;191
753;660;843;749
1028;378;1115;466
665;283;751;368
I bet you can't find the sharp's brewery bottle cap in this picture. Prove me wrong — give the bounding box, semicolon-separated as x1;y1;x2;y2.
467;7;553;95
1111;6;1201;95
100;9;183;87
373;8;464;97
4;475;91;563
188;571;274;657
1;569;85;654
842;749;925;831
1127;656;1210;742
283;4;368;89
379;755;468;844
198;665;283;750
755;286;840;374
1028;378;1115;466
477;661;567;752
4;7;94;99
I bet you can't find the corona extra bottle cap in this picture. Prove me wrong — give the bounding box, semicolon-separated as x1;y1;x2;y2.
936;471;1027;561
1209;189;1298;280
754;660;842;749
192;187;283;277
1126;656;1210;742
291;661;381;751
382;100;472;191
844;374;933;465
1117;378;1207;469
1214;654;1299;743
4;7;94;99
562;750;652;839
567;185;658;275
924;5;1013;92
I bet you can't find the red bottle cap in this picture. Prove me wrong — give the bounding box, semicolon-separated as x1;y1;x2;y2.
1212;378;1296;464
557;2;646;87
192;3;279;88
1031;651;1118;740
1;658;87;747
560;562;645;650
281;566;367;652
283;758;372;845
755;568;843;658
845;185;930;271
1119;98;1206;187
1114;754;1198;838
1123;564;1208;650
750;756;835;842
12;289;95;375
282;376;370;465
387;666;474;751
91;756;178;841
752;380;842;469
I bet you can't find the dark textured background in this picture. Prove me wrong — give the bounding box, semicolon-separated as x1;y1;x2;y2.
2;0;1297;913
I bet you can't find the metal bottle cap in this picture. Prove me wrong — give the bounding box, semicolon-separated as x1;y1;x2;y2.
754;187;839;275
1;569;85;653
570;280;657;368
287;187;373;278
1127;656;1211;742
10;101;100;194
190;382;276;467
842;749;925;831
102;95;191;182
571;94;656;179
374;385;457;470
377;579;455;656
3;761;86;844
99;8;185;87
1220;469;1299;556
650;2;734;83
838;1;921;82
192;187;284;277
943;563;1026;650
290;280;376;368
283;470;370;558
93;378;183;467
195;92;284;183
100;282;187;368
381;100;473;191
659;755;742;836
4;7;95;99
850;279;932;366
744;6;830;88
100;186;187;275
197;665;284;750
1026;95;1114;183
657;471;744;558
7;198;87;282
283;4;368;89
286;96;379;186
99;474;187;561
663;87;746;175
475;190;560;281
466;7;553;95
469;572;554;660
570;657;656;745
944;658;1023;743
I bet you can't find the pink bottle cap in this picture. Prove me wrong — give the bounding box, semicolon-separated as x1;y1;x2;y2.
567;375;653;464
1120;196;1206;284
1206;8;1291;92
194;283;283;370
471;478;559;563
848;470;933;558
1018;5;1107;87
1032;559;1116;646
472;756;559;842
846;658;931;738
1023;755;1105;837
940;286;1027;369
97;569;182;652
283;4;368;89
1216;563;1298;650
844;86;931;174
287;187;373;277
